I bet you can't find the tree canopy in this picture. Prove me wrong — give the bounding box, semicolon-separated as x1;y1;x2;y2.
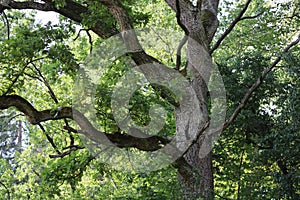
0;0;299;199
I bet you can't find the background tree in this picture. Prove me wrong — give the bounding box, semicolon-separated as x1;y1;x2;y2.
0;0;299;199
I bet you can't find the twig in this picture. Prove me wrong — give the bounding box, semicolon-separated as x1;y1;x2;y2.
86;29;93;54
3;54;45;95
0;180;10;200
49;145;85;158
0;10;10;39
31;62;58;103
73;29;85;41
210;0;253;54
150;26;174;58
73;29;93;54
38;123;61;154
240;11;264;21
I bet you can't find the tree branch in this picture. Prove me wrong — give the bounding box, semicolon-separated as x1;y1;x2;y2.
0;94;196;177
175;0;189;35
223;34;300;130
0;10;10;39
240;11;264;21
210;0;253;54
73;29;93;53
38;123;61;154
176;35;188;71
30;60;77;149
0;94;170;151
49;145;85;158
0;180;10;200
1;0;118;38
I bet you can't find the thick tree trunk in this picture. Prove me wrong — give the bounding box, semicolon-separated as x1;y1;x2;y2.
177;42;214;199
179;146;214;199
166;0;219;199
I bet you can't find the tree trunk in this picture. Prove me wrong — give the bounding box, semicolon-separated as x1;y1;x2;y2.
166;0;219;199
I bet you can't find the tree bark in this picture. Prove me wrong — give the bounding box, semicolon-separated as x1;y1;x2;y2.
165;0;219;199
1;0;217;199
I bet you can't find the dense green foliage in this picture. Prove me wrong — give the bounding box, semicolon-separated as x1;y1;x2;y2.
0;0;299;199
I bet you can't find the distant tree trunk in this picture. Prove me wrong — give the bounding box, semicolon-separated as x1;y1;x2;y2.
17;120;22;152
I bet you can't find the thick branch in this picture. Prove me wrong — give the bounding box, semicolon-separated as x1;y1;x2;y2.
166;0;220;43
0;94;196;177
210;0;253;54
1;0;118;38
0;95;170;151
175;0;189;35
223;35;300;130
99;0;160;65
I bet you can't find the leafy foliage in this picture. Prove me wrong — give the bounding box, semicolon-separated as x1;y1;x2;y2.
0;0;299;199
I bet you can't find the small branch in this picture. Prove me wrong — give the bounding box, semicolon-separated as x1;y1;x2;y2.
63;125;79;133
0;95;170;151
175;0;189;35
182;121;210;156
240;11;264;21
86;29;93;54
210;0;253;54
0;10;10;39
73;29;86;41
38;123;61;155
24;72;42;80
49;145;85;158
1;57;44;95
0;180;10;200
176;35;188;70
223;34;300;130
30;62;58;103
73;28;93;53
150;26;174;58
31;61;76;147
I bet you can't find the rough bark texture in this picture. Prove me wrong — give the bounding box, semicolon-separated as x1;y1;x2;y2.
0;1;298;199
164;0;219;199
0;0;219;199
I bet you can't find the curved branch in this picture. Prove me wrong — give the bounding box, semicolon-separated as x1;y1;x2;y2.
210;0;253;54
175;0;189;35
0;95;170;151
0;180;10;200
240;11;264;21
0;10;10;39
1;0;118;38
0;94;196;177
176;35;188;70
49;145;85;158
